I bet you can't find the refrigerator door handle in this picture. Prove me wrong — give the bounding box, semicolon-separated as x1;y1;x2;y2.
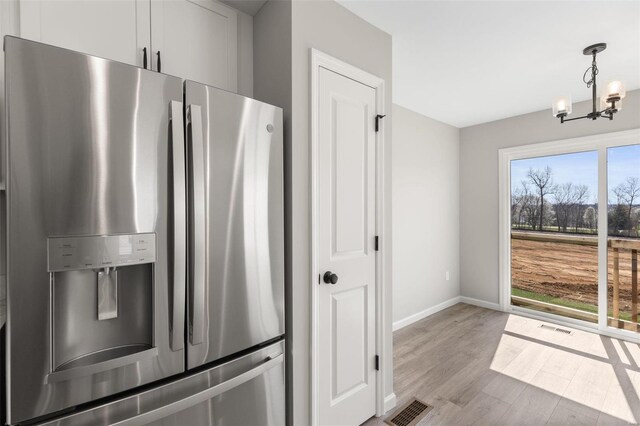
169;100;186;352
187;104;206;346
110;354;284;426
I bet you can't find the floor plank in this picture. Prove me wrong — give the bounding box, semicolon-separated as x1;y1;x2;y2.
363;303;640;425
548;400;598;425
499;384;560;425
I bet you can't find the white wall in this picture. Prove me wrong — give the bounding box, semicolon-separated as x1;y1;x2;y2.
392;104;460;329
460;89;640;305
255;1;394;423
291;2;394;423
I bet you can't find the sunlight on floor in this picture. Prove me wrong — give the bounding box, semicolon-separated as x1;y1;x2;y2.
489;314;640;423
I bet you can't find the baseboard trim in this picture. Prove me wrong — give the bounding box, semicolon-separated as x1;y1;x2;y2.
459;296;502;311
384;392;397;413
392;296;461;331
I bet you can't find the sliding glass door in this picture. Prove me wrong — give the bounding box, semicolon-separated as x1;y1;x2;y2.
500;130;640;338
510;151;599;322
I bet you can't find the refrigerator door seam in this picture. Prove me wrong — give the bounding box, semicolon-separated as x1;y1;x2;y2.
169;100;186;352
186;104;206;346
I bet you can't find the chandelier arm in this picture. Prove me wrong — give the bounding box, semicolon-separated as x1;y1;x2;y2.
560;114;591;123
599;109;615;120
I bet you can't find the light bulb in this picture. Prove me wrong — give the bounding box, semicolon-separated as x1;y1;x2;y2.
552;96;572;117
605;81;626;100
600;94;622;112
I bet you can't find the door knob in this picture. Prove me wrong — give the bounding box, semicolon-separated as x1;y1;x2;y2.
323;271;338;285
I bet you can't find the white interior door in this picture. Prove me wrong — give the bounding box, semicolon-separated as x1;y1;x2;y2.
19;0;150;67
317;67;377;426
150;0;237;91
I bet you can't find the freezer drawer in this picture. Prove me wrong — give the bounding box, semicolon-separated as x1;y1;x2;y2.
37;340;285;426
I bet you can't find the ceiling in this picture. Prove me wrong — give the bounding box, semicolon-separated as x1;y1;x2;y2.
336;0;640;127
221;0;267;16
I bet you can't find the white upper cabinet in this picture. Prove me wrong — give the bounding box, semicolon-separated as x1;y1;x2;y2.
151;0;238;91
19;0;151;68
16;0;240;92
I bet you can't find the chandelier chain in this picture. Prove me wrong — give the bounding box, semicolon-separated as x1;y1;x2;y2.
583;58;598;88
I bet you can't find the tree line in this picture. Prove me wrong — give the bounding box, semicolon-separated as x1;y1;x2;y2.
511;166;640;237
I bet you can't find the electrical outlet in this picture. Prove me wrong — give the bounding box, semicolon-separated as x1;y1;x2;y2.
446;271;450;281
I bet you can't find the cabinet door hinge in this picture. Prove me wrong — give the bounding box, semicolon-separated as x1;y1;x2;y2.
375;114;386;132
375;355;380;371
375;236;379;251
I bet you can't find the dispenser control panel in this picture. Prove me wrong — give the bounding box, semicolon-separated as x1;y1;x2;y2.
47;233;156;272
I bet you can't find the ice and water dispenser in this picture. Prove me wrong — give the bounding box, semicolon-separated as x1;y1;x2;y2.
46;233;157;382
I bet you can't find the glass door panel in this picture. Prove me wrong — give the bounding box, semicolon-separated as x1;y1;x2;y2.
607;144;640;331
510;151;599;322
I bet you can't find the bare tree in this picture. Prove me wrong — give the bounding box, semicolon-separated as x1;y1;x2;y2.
583;206;597;232
511;185;522;227
524;195;541;230
516;181;532;229
554;182;573;232
614;177;640;236
528;166;556;231
573;184;589;232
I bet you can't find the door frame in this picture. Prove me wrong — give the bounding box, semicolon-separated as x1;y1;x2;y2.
498;128;640;342
309;48;388;425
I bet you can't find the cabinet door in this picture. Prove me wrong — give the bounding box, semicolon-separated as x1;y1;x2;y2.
151;0;237;92
19;0;150;67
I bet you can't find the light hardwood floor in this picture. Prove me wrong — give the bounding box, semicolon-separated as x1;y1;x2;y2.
364;303;640;425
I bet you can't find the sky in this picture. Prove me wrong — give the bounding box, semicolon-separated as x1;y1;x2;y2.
511;144;640;204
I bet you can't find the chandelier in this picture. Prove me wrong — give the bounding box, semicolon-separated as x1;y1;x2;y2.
553;43;626;123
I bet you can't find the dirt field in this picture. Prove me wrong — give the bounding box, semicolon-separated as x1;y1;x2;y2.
511;238;637;314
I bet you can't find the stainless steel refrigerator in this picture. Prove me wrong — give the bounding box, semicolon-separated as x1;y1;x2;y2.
1;36;284;425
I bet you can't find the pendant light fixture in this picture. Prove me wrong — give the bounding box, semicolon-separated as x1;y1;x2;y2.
553;43;626;123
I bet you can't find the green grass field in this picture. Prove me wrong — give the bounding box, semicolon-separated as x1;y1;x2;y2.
511;225;597;235
512;225;638;238
512;288;633;322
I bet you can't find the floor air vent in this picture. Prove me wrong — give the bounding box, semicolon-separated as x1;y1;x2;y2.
540;324;573;335
385;398;433;426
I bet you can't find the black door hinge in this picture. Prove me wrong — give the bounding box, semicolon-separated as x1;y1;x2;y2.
375;114;386;132
375;355;380;371
375;236;379;251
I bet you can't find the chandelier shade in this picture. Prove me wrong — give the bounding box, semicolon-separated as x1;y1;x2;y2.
552;96;572;117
